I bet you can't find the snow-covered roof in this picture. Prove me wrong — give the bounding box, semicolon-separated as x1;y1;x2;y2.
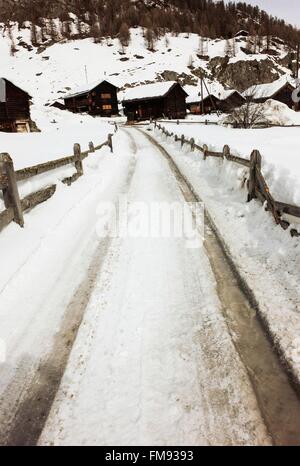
123;81;186;102
243;76;295;100
234;30;249;37
0;77;31;102
221;89;238;100
186;88;211;104
187;88;242;104
64;78;118;99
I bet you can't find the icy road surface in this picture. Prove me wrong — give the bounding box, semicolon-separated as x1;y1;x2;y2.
38;129;271;446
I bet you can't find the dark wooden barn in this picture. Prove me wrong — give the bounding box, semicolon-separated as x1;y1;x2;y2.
122;82;187;121
0;78;32;133
243;78;298;110
187;93;220;114
218;90;245;112
64;79;119;117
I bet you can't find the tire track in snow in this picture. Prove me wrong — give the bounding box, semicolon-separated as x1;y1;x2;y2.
39;128;271;446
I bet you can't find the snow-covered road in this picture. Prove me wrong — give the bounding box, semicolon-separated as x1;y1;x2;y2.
38;129;271;446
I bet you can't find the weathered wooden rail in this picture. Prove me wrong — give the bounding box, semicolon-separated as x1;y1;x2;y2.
0;133;114;233
154;122;300;237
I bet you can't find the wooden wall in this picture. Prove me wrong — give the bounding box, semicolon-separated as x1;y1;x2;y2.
124;84;187;121
64;81;118;117
0;80;31;132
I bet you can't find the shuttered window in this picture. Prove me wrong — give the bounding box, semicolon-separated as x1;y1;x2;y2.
102;104;112;110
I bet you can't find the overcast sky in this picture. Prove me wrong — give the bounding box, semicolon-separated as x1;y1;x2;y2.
225;1;300;27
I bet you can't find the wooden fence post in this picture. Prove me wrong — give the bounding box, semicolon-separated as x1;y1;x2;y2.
108;134;113;153
74;143;83;176
223;145;230;159
175;134;178;142
247;149;261;202
203;144;208;160
154;120;157;128
114;122;118;133
190;138;195;151
181;134;185;148
0;153;24;227
89;141;95;153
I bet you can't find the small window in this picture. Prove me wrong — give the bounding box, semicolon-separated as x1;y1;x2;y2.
102;104;112;110
101;93;111;99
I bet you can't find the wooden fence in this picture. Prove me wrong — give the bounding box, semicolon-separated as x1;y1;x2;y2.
0;133;114;233
154;122;300;237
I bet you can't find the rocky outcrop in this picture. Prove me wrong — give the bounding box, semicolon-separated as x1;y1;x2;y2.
208;56;282;92
157;70;197;86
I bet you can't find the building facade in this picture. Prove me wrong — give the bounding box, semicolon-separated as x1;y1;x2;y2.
123;82;187;121
64;80;119;117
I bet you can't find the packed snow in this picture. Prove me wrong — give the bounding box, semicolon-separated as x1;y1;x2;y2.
38;129;270;446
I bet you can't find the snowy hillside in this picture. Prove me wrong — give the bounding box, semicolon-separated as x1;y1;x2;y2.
0;24;294;113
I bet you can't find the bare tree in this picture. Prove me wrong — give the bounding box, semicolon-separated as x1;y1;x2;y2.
145;27;155;51
119;22;130;51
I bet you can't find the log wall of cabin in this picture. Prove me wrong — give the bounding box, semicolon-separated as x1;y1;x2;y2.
0;81;30;122
89;82;118;116
219;93;245;112
124;85;187;121
123;98;165;121
163;86;187;119
64;82;118;116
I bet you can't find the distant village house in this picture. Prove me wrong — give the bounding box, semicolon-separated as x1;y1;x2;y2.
187;88;245;114
64;79;119;117
122;81;187;122
186;91;219;115
0;78;32;133
243;77;298;111
218;90;245;112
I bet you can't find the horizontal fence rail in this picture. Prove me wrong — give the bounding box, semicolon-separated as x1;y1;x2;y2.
0;132;114;233
154;121;300;237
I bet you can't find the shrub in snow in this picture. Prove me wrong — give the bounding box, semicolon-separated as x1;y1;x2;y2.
222;99;300;128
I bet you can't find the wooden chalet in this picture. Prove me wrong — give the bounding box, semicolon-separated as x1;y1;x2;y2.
187;92;220;114
218;90;245;112
64;79;119;117
243;77;298;110
187;88;244;115
0;78;32;133
122;81;187;121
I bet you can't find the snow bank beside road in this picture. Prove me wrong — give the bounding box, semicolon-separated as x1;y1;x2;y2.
0;108;115;212
0;107;113;170
158;121;300;207
0;129;135;442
